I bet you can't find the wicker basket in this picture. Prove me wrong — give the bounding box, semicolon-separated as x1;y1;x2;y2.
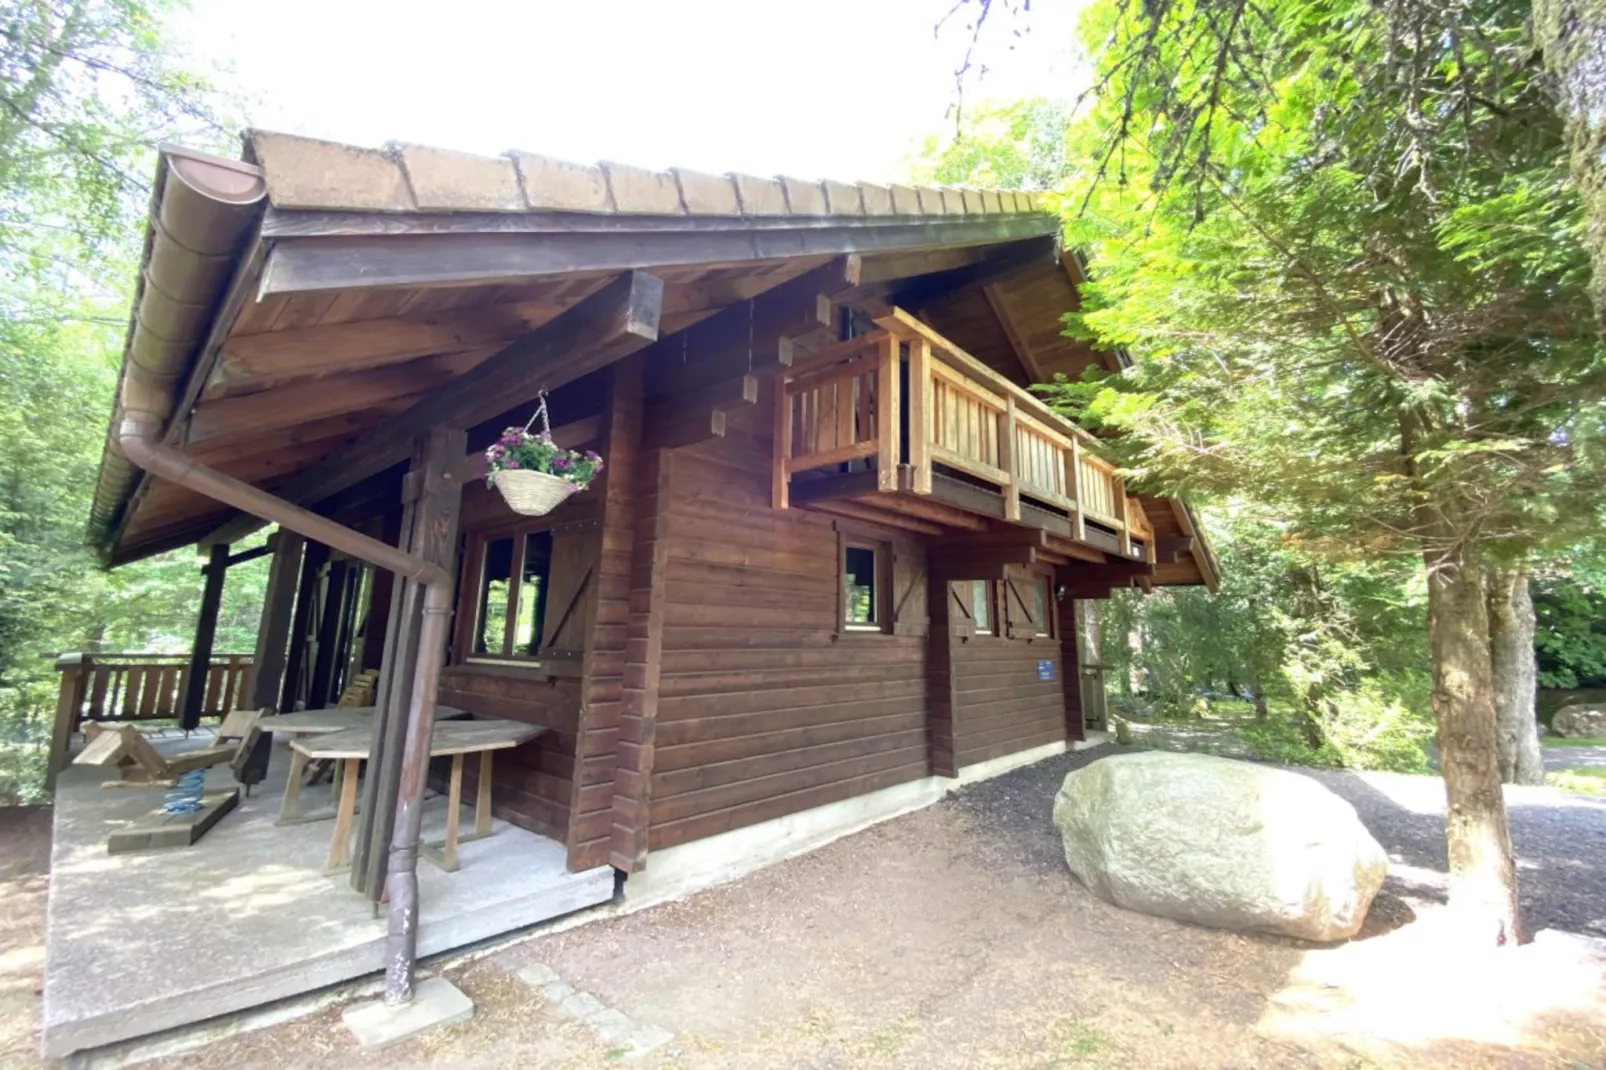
491;469;575;516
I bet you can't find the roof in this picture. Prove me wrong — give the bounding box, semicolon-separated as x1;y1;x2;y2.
90;131;1062;562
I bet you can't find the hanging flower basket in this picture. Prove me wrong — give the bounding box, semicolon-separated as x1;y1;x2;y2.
489;468;576;516
485;397;604;517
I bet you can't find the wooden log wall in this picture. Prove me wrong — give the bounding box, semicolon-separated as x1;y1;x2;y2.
641;393;932;856
948;577;1069;768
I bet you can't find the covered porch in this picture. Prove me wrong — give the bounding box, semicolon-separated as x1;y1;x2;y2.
41;729;612;1058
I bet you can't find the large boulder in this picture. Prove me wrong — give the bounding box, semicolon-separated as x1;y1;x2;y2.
1552;703;1606;738
1052;752;1388;942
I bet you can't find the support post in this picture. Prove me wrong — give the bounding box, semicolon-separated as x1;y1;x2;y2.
383;427;465;1005
181;543;230;730
280;541;328;712
238;532;306;786
876;335;901;491
1000;397;1020;523
926;574;959;778
46;654;91;792
1055;582;1086;742
907;336;932;494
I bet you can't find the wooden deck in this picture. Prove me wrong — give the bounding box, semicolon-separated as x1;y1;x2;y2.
41;732;614;1059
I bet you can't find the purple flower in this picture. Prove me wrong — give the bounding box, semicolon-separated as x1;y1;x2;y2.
553;455;571;471
584;450;601;462
503;457;520;469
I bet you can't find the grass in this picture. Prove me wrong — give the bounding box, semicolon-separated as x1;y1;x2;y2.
1544;736;1606;748
1546;767;1606;796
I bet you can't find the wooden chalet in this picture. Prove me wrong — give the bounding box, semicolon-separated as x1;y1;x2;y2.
72;132;1217;1012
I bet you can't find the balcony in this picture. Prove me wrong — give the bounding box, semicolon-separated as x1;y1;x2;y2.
774;308;1154;566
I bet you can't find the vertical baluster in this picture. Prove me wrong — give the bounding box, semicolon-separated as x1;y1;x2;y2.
1001;397;1020;521
773;372;792;509
1069;438;1087;541
88;664;110;720
121;666;143;719
876;334;900;490
907;338;931;493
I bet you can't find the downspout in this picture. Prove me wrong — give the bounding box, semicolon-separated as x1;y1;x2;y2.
117;406;449;1006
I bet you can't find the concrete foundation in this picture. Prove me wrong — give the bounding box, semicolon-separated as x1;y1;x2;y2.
341;977;474;1049
43;736;613;1058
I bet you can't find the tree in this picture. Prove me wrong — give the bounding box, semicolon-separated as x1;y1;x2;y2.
1023;0;1606;945
0;1;244;803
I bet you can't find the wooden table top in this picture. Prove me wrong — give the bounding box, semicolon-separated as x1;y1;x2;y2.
290;718;545;760
264;705;466;735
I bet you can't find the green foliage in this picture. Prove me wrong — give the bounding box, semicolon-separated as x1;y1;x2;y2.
1531;552;1606;688
911;97;1071;190
1546;767;1606;796
0;0;247;805
484;427;605;489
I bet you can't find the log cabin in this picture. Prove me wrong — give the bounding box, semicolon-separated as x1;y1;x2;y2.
80;132;1217;991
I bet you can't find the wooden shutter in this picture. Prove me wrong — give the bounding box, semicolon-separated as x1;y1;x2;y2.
891;547;928;637
1001;574;1037;640
947;581;976;638
537;521;600;675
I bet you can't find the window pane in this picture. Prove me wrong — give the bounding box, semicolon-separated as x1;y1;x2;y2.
514;531;553;655
474;537;514;655
843;546;877;625
1032;579;1050;635
971;580;990;633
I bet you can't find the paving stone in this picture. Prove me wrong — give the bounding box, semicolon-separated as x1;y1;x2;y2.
538;980;575;1005
514;963;559;987
560;991;608;1020
340;978;473;1050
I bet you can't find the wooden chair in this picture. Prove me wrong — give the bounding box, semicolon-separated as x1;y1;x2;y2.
75;708;265;789
335;670;380;708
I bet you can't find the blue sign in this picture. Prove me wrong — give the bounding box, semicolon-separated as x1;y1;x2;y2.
1037;659;1055;681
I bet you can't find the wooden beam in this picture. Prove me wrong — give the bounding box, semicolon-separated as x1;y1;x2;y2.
806;499;946;537
888;235;1057;311
788;469;880;505
643;257;859;399
930;546;1038;580
268;271;662;511
260;216;1059;294
212;306;539;388
983;282;1049;383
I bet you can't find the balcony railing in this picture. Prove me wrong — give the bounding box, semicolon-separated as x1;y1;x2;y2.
775;307;1153;561
51;652;254;728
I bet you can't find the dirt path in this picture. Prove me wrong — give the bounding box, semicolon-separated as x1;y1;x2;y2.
111;748;1604;1070
0;806;50;1070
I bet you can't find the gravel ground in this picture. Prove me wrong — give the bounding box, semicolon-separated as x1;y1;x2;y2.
9;748;1606;1068
1544;743;1606;771
954;744;1606;938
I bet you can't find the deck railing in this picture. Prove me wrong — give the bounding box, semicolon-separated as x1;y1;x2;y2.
776;306;1153;561
51;652;254;728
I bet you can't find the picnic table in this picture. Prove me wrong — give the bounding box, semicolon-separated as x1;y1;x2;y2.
290;718;545;873
265;705;464;826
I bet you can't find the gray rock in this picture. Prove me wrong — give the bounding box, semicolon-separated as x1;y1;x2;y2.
1552;704;1606;738
1052;752;1388;942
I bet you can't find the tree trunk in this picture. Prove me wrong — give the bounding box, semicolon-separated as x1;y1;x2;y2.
1426;541;1527;945
1487;567;1545;786
1536;0;1606;321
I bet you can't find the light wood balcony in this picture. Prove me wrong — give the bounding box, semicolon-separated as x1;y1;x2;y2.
774;308;1156;567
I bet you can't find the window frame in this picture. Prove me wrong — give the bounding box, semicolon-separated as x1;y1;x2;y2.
455;518;559;666
1027;572;1055;639
968;579;996;636
837;534;893;637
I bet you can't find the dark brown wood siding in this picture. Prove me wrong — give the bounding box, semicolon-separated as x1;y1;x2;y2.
951;607;1067;768
644;400;931;852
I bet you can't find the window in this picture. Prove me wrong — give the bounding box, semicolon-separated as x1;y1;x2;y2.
969;580;993;635
840;540;890;633
470;529;553;659
1030;576;1052;638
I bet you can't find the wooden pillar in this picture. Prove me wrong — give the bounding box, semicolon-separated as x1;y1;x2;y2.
927;576;959;778
280;541;328;712
181;543;230;731
46;654;91;792
1056;580;1086;742
353;430;464;902
308;558;350;709
234;532;306;786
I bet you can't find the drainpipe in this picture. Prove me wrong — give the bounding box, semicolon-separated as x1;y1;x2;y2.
117;407;448;1005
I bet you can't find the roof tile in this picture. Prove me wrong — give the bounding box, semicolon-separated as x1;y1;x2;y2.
394;144;523;212
510;152;612;213
889;184;922;215
602;162;683;215
821;179;863;216
673;167;741;215
730;173;788;215
859;183;895;216
780;177;828;215
916;187;948;214
249;131;413;212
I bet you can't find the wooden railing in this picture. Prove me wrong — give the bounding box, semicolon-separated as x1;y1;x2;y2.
775;306;1154;561
52;652;253;728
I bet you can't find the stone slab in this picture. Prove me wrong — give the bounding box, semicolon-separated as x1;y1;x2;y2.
342;977;474;1049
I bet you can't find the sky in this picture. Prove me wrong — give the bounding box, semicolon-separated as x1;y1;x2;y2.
180;0;1087;184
